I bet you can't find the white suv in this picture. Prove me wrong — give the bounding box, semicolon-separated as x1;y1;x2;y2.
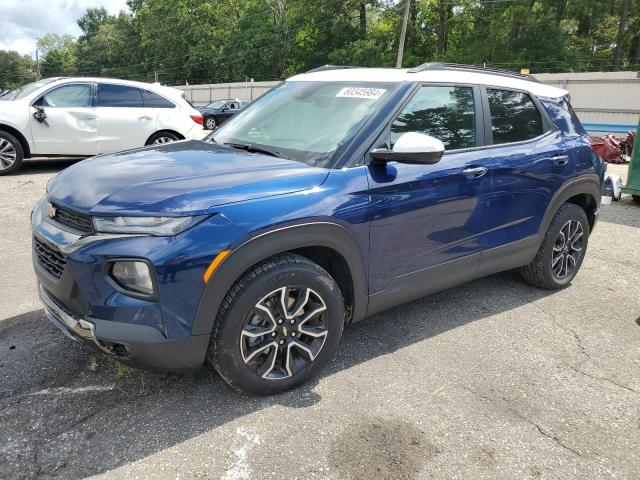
0;77;207;175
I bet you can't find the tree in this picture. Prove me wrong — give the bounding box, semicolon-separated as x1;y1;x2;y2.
37;34;77;77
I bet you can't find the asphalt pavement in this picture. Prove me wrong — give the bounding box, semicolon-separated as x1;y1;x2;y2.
1;159;639;479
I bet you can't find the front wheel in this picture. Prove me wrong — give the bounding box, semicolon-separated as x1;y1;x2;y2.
520;203;589;289
208;254;345;395
204;117;217;130
0;131;24;175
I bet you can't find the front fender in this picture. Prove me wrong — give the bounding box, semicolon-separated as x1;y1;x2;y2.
191;221;368;336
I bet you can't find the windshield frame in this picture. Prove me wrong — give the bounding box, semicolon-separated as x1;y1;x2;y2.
210;81;403;169
205;100;228;109
0;78;59;101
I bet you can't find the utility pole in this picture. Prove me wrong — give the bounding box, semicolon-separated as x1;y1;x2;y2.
154;70;158;83
396;0;411;68
35;49;41;80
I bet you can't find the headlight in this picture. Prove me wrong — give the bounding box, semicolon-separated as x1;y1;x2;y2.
111;261;155;296
93;215;207;236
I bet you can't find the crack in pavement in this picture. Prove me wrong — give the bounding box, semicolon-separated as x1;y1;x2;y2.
531;299;638;394
462;386;582;457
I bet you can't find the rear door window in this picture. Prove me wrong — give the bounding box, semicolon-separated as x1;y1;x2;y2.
97;84;144;107
390;85;476;150
487;89;543;145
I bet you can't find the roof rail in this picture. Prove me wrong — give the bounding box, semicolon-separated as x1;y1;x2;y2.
407;63;540;83
305;65;358;74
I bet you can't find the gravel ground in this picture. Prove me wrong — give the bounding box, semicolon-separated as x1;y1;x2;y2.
0;159;639;479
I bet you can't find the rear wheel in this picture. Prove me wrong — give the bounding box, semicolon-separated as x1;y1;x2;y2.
520;203;589;289
208;254;345;395
146;131;181;145
633;195;640;203
0;131;24;175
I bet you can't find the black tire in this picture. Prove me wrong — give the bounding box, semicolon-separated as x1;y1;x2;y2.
145;131;181;145
204;116;217;130
0;131;24;175
633;195;640;204
208;253;345;395
520;203;589;289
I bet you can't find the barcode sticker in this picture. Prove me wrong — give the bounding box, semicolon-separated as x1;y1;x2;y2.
336;87;386;99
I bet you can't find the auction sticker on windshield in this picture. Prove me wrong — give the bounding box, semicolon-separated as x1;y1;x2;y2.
336;87;386;99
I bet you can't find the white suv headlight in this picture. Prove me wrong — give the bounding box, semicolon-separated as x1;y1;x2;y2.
93;215;207;235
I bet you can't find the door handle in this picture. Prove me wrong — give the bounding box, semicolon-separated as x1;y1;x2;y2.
85;115;97;120
551;154;569;166
463;166;488;178
139;115;152;120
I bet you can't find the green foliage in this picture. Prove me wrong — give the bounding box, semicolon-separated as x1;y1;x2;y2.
2;0;640;87
0;51;36;89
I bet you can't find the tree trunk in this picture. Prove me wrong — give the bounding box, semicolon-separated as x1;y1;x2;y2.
437;0;446;55
633;30;640;68
359;2;366;37
555;0;568;27
612;0;630;71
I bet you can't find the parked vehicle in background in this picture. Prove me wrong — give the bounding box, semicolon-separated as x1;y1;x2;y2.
0;77;207;175
31;64;603;395
198;99;250;129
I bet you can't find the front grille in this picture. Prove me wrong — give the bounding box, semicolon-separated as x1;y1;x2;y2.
34;237;66;279
52;203;94;233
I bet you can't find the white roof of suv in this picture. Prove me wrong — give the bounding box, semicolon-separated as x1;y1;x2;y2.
288;66;568;99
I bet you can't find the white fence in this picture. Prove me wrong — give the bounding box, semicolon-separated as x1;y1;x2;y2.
174;71;640;134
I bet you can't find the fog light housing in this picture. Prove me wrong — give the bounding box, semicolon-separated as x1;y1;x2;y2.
111;261;155;296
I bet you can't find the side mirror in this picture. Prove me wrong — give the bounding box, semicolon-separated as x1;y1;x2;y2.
370;132;445;165
32;104;48;125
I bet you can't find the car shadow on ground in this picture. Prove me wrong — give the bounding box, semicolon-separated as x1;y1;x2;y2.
18;157;83;175
0;270;560;479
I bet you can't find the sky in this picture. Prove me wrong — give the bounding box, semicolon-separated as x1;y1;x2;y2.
0;0;129;56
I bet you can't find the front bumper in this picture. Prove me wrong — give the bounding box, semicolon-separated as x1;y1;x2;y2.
39;283;209;371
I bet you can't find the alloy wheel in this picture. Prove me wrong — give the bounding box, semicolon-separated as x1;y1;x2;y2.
205;118;216;129
552;219;583;279
240;286;328;380
0;139;17;170
152;136;176;144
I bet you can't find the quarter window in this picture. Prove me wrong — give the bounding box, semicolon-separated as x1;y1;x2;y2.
97;84;144;108
390;85;476;150
41;84;92;108
143;90;175;108
487;89;543;144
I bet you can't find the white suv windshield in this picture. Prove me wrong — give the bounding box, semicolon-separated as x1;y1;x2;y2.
212;81;400;168
0;78;58;101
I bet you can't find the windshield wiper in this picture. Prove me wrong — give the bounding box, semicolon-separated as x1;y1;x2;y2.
223;142;290;160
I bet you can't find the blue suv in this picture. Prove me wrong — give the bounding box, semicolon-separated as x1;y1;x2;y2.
32;64;604;395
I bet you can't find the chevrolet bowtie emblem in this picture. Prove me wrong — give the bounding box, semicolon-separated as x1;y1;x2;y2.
47;203;56;219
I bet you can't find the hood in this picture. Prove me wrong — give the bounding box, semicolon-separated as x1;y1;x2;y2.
47;140;329;215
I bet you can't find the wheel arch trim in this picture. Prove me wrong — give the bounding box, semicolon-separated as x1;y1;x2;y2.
538;174;601;240
191;221;368;336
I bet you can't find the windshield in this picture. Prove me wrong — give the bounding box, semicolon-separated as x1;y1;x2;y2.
206;100;228;109
211;81;400;168
0;78;59;101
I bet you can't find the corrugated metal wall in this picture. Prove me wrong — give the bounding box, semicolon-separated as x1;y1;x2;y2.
175;81;279;104
175;72;640;134
535;71;640;133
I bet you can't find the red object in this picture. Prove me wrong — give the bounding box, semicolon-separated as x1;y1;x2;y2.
190;114;204;125
589;135;625;164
